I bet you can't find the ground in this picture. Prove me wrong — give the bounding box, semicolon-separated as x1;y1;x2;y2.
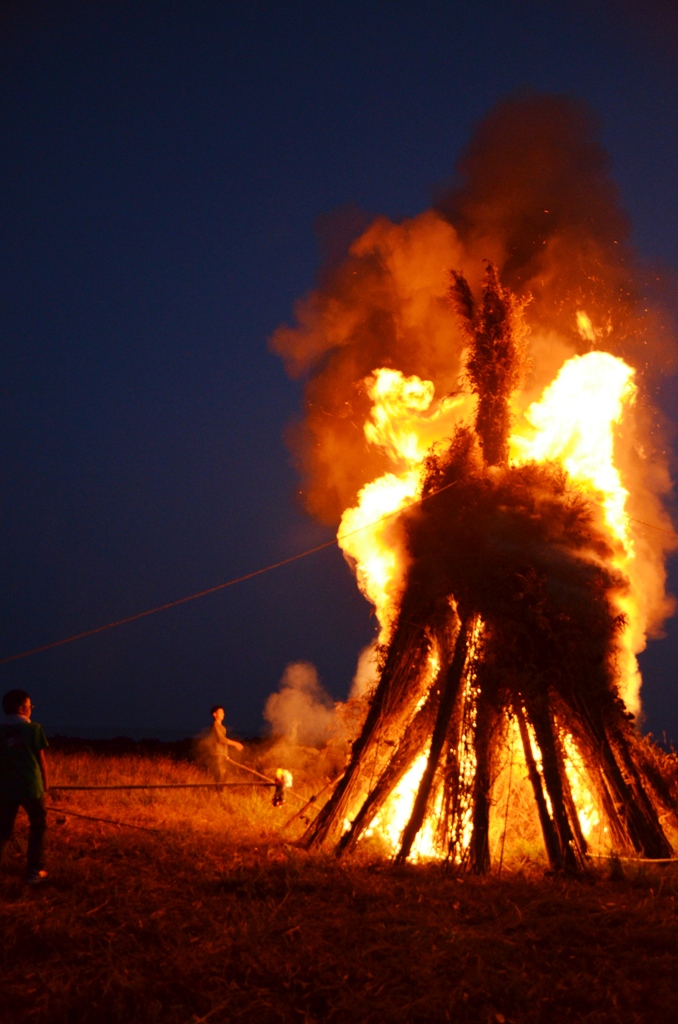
1;745;677;1023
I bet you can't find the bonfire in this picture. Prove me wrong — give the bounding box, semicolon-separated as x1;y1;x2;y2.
273;97;678;871
299;264;676;870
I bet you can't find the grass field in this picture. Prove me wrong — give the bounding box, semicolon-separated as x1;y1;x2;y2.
2;742;678;1024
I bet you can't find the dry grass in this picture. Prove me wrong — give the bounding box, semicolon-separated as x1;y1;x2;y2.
2;744;678;1024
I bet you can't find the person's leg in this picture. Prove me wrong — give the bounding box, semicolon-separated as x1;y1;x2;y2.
211;753;227;783
0;802;20;866
23;797;47;876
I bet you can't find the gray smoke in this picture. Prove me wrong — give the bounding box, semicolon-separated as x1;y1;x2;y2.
264;661;336;747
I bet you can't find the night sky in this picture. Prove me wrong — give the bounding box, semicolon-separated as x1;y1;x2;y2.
2;0;678;741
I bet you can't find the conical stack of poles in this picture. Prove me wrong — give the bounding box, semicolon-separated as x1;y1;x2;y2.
302;264;675;870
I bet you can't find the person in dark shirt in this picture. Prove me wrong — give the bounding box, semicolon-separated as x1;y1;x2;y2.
0;689;49;884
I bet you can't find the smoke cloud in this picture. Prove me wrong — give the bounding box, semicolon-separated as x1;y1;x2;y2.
271;93;675;516
264;661;336;747
270;93;678;717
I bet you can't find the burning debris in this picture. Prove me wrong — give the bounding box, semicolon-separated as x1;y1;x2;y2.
273;96;678;869
273;768;294;807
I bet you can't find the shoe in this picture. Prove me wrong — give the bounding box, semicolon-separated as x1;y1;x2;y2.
27;870;48;885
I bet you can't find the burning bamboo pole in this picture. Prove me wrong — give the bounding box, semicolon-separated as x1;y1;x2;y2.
395;613;475;864
336;684;441;856
468;681;502;874
515;705;564;871
302;589;442;850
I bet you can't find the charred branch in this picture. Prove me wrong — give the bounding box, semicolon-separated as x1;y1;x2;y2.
526;695;586;871
302;588;447;850
395;614;475;864
336;675;442;857
516;705;564;871
469;684;501;874
450;263;528;467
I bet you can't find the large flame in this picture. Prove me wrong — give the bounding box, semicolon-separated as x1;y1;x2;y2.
339;369;473;636
339;348;642;689
336;343;656;855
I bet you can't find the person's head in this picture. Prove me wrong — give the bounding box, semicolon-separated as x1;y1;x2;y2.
211;705;225;723
3;689;32;718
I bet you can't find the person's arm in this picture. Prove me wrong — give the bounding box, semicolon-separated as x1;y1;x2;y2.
227;738;244;752
38;749;49;792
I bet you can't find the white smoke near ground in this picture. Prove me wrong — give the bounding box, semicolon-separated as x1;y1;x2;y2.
350;643;380;698
264;661;337;747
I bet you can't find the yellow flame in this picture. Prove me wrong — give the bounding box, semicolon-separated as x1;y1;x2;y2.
338;368;473;637
341;350;641;699
339;471;418;636
510;351;635;547
562;734;600;839
510;350;640;709
337;344;646;854
364;369;436;465
370;753;427;852
576;310;597;344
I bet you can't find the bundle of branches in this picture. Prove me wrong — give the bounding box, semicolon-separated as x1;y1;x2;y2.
452;261;529;467
302;265;675;871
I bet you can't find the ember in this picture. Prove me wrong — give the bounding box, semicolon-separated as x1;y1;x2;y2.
272;96;678;870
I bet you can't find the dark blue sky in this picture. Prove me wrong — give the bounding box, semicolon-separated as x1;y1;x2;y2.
2;0;678;739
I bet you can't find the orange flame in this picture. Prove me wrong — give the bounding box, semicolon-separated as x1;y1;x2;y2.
337;337;663;855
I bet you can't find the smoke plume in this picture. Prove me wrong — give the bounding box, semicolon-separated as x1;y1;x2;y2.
271;94;677;693
272;94;674;506
263;661;336;747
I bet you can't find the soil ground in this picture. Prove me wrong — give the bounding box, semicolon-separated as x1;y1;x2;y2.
1;743;677;1024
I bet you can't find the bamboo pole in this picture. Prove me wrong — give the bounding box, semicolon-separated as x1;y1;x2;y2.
528;700;583;871
395;613;473;864
302;591;435;849
468;686;498;874
336;684;441;857
516;705;563;871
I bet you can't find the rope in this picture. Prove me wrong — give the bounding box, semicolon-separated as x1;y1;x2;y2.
0;541;335;666
588;853;678;864
51;760;309;806
227;759;278;786
1;480;675;668
0;485;458;666
229;759;307;805
46;805;161;833
50;783;274;791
